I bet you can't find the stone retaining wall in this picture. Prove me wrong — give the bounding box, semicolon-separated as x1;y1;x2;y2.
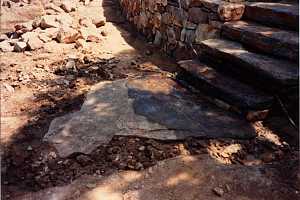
118;0;245;59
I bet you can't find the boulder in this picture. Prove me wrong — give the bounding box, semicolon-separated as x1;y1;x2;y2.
14;21;34;34
61;0;76;13
0;40;14;52
38;33;52;43
43;27;60;39
0;34;9;42
79;26;101;42
79;17;94;28
27;36;44;50
45;3;65;14
40;15;60;29
92;18;106;28
218;3;245;21
57;26;80;43
14;42;27;52
32;17;42;28
56;13;74;27
21;32;38;43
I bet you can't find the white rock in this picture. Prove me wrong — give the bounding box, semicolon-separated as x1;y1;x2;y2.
79;26;101;42
38;33;52;43
92;18;106;28
45;3;65;13
14;42;27;52
56;13;74;27
79;17;94;28
57;26;80;43
32;17;42;28
61;0;76;13
27;36;44;50
0;34;9;42
21;32;38;43
40;15;60;29
42;28;59;39
0;40;14;52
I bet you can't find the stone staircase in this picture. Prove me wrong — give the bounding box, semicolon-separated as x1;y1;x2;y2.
177;0;299;121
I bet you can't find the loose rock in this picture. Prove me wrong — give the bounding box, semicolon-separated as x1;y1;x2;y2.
0;40;14;52
57;26;80;43
14;42;27;52
218;3;245;22
61;0;76;13
40;15;60;29
27;36;43;50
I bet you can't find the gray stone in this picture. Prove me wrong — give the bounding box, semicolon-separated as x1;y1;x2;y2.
44;75;255;157
0;40;14;52
14;42;27;52
195;24;219;43
188;7;208;24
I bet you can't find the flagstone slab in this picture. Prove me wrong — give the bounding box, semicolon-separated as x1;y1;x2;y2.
44;75;255;157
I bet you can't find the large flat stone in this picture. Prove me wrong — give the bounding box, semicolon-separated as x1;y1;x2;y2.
222;20;299;62
198;39;299;91
44;75;255;157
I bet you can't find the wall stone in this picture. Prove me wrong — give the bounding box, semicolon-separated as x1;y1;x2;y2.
119;0;244;59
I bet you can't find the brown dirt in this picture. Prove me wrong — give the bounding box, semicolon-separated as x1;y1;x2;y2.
1;0;299;200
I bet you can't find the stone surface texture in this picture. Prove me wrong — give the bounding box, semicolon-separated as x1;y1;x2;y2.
44;75;255;157
118;0;244;58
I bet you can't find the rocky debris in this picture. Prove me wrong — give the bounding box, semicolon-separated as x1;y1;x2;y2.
56;13;74;27
61;0;76;13
14;41;27;52
45;3;65;14
27;36;43;50
79;17;94;28
44;75;255;157
79;26;101;42
92;18;106;28
212;187;225;196
218;3;245;21
40;15;60;29
14;21;33;34
0;34;9;42
38;33;52;43
20;31;38;43
57;26;80;44
75;38;88;48
0;40;14;52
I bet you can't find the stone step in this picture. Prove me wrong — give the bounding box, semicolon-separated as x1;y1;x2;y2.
243;2;299;30
197;39;299;91
177;59;274;114
222;20;299;62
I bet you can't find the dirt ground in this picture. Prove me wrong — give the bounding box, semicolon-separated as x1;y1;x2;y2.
1;0;299;199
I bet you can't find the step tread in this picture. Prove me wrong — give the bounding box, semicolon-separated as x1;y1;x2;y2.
246;2;299;14
222;20;299;61
178;59;274;110
200;39;299;87
244;2;299;30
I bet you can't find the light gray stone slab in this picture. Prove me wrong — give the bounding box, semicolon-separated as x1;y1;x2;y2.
44;75;256;157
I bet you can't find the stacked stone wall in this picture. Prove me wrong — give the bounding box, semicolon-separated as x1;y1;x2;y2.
119;0;244;59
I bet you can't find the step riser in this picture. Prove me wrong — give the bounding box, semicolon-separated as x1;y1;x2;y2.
177;69;273;112
244;4;299;31
221;25;299;63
